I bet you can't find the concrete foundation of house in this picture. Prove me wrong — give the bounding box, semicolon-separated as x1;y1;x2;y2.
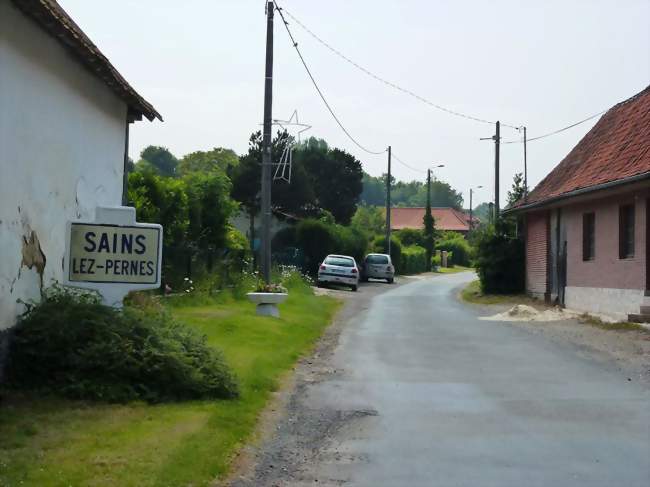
565;286;645;321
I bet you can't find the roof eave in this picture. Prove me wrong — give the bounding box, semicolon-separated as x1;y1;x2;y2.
504;171;650;215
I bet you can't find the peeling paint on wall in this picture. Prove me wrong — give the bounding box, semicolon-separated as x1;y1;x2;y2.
21;230;47;288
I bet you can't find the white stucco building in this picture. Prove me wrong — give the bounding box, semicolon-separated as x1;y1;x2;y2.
0;0;161;343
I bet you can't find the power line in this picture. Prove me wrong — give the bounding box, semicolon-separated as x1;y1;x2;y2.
275;4;386;155
503;109;608;144
281;7;520;130
391;153;427;174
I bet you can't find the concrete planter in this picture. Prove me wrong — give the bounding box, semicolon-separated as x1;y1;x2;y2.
247;292;288;318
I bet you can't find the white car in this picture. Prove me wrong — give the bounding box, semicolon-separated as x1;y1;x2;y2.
362;253;395;283
317;254;360;291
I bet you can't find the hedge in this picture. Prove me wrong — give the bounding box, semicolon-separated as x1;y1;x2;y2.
401;245;427;274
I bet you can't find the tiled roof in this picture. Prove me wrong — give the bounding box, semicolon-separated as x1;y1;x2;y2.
390;207;470;232
511;85;650;210
11;0;162;122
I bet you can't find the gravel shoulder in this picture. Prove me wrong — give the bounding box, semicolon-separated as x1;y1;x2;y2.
461;294;650;388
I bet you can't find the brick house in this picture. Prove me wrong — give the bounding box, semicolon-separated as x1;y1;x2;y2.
508;86;650;322
390;207;473;236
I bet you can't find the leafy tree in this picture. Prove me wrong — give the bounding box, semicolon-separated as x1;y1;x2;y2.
140;146;179;177
507;172;528;206
183;171;238;251
127;168;188;247
351;205;385;237
178;148;239;175
472;202;491;224
296;138;364;224
231;130;315;217
360;173;464;209
360;172;385;205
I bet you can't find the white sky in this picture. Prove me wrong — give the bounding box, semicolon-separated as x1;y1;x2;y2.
59;0;650;207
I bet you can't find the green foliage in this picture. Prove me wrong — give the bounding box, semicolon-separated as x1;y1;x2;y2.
361;172;464;209
7;286;239;403
400;245;427;274
436;231;473;267
140;146;179;177
231;130;315;215
395;228;424;247
178;147;239;175
128;168;189;247
473;224;525;294
294;219;368;274
297;141;364;224
370;235;402;273
183;171;238;251
351;205;385;238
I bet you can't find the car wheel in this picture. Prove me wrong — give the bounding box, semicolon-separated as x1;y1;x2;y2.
387;278;394;284
351;285;358;292
317;281;324;288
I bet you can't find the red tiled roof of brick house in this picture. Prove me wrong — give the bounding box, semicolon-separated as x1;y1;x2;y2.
506;85;650;323
509;85;650;211
390;207;471;233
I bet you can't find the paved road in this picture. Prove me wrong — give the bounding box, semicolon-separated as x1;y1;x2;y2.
295;272;649;486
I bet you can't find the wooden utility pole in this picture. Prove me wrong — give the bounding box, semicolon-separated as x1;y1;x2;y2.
494;120;501;219
425;168;433;271
469;187;474;233
523;126;528;201
260;0;274;283
385;146;392;255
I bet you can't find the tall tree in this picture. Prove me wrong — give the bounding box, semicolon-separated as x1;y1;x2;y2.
507;172;528;206
423;171;436;271
139;146;178;177
296;138;364;224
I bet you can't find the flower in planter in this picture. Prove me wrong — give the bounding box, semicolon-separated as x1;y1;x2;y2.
254;282;288;294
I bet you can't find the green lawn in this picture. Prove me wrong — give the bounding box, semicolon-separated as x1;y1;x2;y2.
460;279;533;305
0;290;339;487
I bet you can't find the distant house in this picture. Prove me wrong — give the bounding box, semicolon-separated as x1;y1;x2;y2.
0;0;161;341
390;207;473;236
508;85;649;322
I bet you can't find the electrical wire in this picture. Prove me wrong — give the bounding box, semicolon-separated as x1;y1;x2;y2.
502;109;608;144
281;7;520;130
274;4;387;155
391;153;427;174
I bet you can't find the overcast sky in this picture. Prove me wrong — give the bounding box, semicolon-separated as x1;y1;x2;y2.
60;0;649;207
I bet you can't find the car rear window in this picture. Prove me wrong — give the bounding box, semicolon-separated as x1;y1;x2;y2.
366;255;389;264
324;257;355;267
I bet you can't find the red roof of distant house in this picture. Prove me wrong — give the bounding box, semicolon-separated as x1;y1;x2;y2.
391;207;470;232
511;85;650;210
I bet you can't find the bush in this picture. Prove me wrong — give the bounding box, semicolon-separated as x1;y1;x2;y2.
401;245;427;274
436;232;473;267
474;225;525;294
370;235;402;273
7;285;239;403
395;228;424;247
295;219;368;274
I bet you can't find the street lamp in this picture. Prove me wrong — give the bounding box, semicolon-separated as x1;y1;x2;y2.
469;185;483;234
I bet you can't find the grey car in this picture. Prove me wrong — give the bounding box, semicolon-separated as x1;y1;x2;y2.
362;253;394;283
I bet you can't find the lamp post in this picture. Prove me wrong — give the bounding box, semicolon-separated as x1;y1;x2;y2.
469;185;483;235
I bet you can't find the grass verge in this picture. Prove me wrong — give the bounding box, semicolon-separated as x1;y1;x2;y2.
578;313;649;333
0;290;339;487
460;279;534;305
435;265;474;275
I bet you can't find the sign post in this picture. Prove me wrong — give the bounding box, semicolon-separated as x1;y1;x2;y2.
64;206;163;307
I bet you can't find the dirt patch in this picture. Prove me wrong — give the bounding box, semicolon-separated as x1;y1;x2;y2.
481;304;582;322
